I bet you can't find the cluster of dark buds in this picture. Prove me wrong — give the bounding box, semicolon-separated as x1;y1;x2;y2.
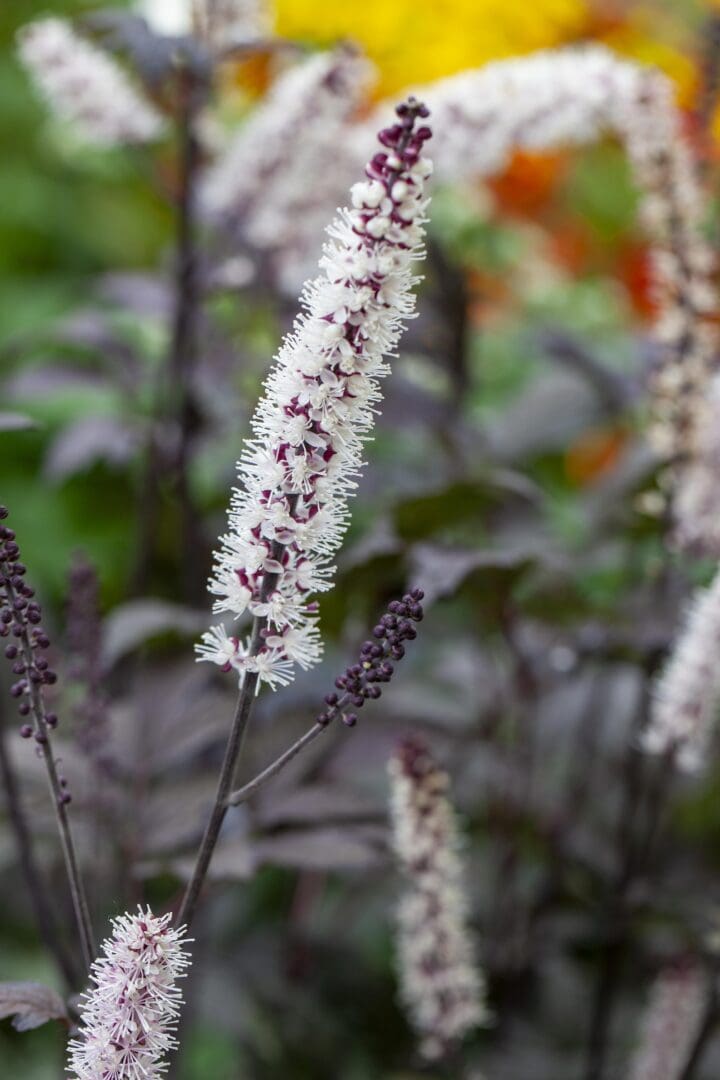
378;97;432;166
0;506;69;802
317;588;425;728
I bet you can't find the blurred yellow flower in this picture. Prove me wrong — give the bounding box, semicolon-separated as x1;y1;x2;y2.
274;0;587;95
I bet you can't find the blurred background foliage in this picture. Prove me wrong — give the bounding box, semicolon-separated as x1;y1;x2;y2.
2;1;720;1078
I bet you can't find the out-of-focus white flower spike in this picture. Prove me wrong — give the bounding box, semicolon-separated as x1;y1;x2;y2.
643;566;720;770
201;46;374;290
629;960;709;1080
389;735;490;1062
18;18;165;146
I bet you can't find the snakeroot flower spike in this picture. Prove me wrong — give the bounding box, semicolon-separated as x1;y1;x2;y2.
389;736;490;1062
629;960;709;1080
196;99;432;690
67;908;191;1079
642;566;720;771
17;18;164;146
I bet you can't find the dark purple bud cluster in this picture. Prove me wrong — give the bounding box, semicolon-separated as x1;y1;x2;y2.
0;507;68;802
316;588;424;728
376;96;431;169
369;95;431;192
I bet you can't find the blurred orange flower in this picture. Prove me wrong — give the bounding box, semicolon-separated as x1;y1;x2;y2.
565;427;628;486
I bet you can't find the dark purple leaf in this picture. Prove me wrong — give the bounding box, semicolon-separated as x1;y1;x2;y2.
0;982;68;1032
409;540;544;606
44;415;139;481
254;784;383;829
5;365;110;399
102;600;206;667
252;825;388;872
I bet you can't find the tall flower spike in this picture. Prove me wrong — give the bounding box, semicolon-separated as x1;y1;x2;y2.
17;18;165;146
629;960;709;1080
615;71;719;545
642;566;720;771
389;736;490;1062
67;908;191;1079
196;99;432;690
202;47;374;292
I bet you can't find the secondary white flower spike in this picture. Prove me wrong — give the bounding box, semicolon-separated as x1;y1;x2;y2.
196;100;432;690
643;567;720;770
672;374;720;556
385;49;716;547
67;907;190;1079
614;70;718;533
403;45;642;182
389;736;490;1062
202;47;373;291
17;18;165;146
629;961;709;1080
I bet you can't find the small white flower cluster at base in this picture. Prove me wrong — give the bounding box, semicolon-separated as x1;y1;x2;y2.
389;736;490;1062
196;100;433;690
67;907;191;1079
17;18;165;146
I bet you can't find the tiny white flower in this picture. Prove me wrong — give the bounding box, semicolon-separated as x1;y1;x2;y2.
195;625;246;669
246;648;295;691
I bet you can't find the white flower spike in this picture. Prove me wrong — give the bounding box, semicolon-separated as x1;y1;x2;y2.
389;736;490;1062
197;99;432;690
643;567;720;770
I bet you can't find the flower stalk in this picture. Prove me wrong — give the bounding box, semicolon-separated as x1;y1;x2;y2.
0;507;95;972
